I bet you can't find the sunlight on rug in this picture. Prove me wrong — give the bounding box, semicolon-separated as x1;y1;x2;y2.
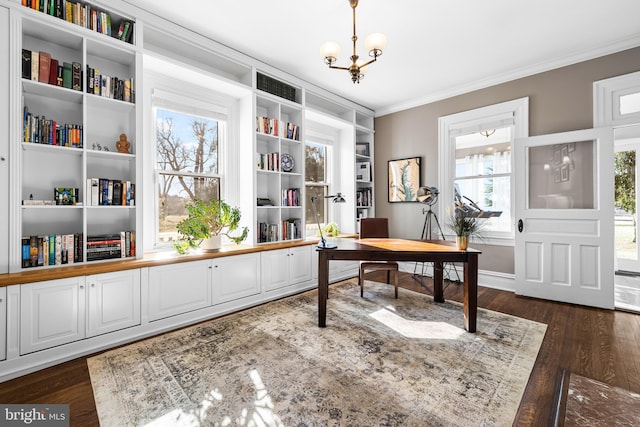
88;279;547;426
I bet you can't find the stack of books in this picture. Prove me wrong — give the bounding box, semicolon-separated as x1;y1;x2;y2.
86;231;135;261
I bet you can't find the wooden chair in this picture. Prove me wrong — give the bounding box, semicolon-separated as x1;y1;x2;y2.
358;218;399;298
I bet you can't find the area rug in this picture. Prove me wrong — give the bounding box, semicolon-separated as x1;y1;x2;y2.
88;279;547;426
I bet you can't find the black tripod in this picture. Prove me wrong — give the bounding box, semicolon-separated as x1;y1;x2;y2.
413;204;461;284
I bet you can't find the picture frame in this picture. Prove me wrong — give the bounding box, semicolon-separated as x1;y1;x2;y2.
355;142;370;157
388;157;421;202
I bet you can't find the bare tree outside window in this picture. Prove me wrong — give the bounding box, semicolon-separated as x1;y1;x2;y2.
156;108;222;243
305;141;329;235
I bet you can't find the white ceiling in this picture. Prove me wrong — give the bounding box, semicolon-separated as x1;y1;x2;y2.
128;0;640;116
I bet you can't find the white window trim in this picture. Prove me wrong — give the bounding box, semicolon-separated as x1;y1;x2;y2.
594;71;640;127
305;133;337;237
438;97;529;246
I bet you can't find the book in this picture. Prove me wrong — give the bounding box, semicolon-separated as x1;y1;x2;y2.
22;237;30;268
22;49;31;79
62;62;72;88
72;61;81;91
49;58;59;85
38;51;51;84
31;50;39;81
112;180;122;205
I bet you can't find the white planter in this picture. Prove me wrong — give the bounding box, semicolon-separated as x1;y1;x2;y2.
201;235;222;251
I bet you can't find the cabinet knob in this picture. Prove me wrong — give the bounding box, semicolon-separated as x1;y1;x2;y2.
0;298;3;303
0;156;5;161
79;285;84;289
91;283;96;288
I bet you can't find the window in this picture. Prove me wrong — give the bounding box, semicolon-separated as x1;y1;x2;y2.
154;107;225;244
305;140;332;237
454;127;512;234
439;98;529;243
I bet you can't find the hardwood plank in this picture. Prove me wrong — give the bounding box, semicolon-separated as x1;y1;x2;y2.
0;271;638;427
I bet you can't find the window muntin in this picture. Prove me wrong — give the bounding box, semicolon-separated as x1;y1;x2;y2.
155;107;224;244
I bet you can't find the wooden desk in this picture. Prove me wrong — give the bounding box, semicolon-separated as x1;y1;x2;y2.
317;238;481;332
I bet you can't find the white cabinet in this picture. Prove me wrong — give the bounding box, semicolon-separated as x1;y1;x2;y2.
212;253;261;305
147;260;211;321
0;6;8;274
86;270;141;338
19;270;141;354
262;246;312;292
20;277;86;355
0;287;6;361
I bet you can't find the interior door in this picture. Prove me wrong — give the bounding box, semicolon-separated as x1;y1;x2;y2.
515;127;614;308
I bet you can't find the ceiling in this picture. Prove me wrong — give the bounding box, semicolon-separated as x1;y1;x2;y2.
127;0;640;116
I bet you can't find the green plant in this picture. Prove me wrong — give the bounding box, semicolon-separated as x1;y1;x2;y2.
173;199;248;254
317;222;339;237
447;207;485;238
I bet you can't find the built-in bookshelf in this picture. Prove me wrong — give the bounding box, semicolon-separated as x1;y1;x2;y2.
254;89;304;244
12;5;139;271
355;112;375;231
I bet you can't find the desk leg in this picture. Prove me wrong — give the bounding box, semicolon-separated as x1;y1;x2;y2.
318;250;329;327
433;261;444;302
464;254;478;333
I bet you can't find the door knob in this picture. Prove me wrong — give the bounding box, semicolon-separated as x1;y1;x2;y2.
518;219;523;233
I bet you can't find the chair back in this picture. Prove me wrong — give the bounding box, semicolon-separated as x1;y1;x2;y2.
360;218;390;239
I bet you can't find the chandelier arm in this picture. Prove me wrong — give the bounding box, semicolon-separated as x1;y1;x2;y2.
328;65;351;71
358;57;378;69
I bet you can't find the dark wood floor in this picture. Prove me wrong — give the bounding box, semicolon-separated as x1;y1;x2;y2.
1;271;639;427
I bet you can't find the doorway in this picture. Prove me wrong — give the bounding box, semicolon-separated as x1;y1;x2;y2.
614;124;640;312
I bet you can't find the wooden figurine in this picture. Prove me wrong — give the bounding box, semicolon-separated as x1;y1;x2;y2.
116;133;131;154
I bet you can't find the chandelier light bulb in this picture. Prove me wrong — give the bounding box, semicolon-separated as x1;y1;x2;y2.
364;32;387;57
320;41;341;65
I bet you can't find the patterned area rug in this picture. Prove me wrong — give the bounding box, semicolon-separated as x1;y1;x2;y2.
88;280;546;426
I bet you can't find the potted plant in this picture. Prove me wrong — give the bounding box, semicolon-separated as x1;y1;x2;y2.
447;207;484;250
173;199;248;254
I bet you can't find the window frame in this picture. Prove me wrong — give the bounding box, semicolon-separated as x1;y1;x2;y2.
151;93;229;249
438;98;529;245
304;135;335;238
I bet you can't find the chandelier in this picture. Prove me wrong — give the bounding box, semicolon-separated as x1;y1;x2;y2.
320;0;387;84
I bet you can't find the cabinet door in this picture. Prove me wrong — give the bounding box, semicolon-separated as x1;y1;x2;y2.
20;277;86;355
0;287;6;361
261;249;290;292
147;260;211;321
212;253;261;304
0;6;7;274
289;246;312;284
86;270;141;338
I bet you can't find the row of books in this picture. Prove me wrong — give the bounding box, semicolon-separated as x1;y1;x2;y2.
86;232;135;261
86;66;134;103
86;178;135;206
21;233;83;268
356;187;373;207
256;152;279;171
282;218;302;241
22;49;81;91
256;116;279;136
23;106;83;147
256;117;300;141
257;222;279;243
281;188;300;207
21;0;135;44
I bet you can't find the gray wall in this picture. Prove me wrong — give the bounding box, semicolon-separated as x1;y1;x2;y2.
374;46;640;274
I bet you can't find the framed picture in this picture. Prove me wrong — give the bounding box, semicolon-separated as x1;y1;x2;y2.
355;142;370;157
388;157;421;202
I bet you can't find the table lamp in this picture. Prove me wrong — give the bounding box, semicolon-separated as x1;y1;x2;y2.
311;193;346;249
